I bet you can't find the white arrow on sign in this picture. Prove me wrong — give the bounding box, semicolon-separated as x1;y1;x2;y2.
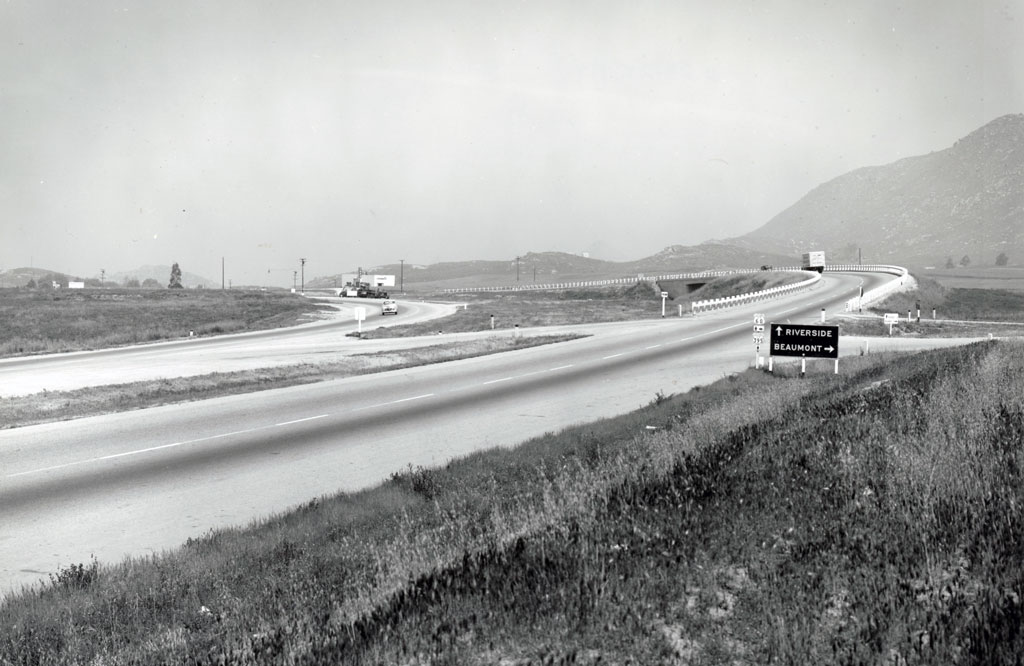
776;325;783;335
825;345;835;353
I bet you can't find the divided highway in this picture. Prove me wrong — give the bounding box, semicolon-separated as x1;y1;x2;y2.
0;272;885;595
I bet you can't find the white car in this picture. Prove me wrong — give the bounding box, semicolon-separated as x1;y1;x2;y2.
381;300;398;315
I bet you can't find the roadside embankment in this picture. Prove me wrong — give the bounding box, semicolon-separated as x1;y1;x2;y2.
3;339;1021;663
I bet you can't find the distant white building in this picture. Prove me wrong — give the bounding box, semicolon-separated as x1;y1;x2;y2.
68;281;85;289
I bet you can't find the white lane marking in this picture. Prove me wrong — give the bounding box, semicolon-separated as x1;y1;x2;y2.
548;365;573;371
275;414;328;427
6;425;272;478
776;307;798;314
645;344;662;349
388;393;435;404
602;353;624;360
350;392;436;412
483;377;513;385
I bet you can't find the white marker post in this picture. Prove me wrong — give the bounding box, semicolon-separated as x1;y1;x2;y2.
661;291;668;317
354;306;366;334
753;314;766;368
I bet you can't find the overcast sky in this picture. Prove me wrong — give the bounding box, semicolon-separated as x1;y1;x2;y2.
2;1;1021;286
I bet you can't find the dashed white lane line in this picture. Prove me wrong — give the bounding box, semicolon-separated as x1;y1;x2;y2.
275;414;329;427
645;344;662;350
10;412;341;478
386;393;435;404
6;424;277;478
602;353;624;360
483;377;513;385
548;365;573;371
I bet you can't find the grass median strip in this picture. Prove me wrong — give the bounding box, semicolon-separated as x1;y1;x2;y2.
0;334;584;429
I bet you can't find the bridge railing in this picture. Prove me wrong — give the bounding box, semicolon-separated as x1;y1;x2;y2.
442;270;757;294
829;265;916;311
690;269;820;314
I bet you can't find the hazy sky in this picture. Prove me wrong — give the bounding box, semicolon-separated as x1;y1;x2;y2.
2;1;1021;286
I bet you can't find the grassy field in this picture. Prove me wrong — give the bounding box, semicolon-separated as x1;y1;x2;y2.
918;266;1024;291
3;340;1022;663
0;288;327;358
0;334;582;429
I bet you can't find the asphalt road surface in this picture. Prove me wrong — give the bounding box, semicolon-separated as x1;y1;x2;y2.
0;273;978;595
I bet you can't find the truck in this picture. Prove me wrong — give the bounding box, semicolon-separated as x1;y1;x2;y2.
802;251;826;272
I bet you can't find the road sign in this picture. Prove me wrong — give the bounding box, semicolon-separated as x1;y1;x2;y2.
753;334;764;344
661;291;668;298
883;313;899;324
753;324;765;333
754;313;765;325
353;307;366;322
769;323;838;359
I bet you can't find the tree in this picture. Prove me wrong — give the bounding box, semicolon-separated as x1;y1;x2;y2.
26;278;37;289
123;277;141;288
168;263;183;289
996;252;1009;266
960;255;971;267
142;278;161;289
945;257;955;269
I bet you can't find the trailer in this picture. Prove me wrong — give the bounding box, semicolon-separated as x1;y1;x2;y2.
802;251;826;272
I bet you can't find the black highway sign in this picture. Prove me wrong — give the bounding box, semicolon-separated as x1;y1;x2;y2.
769;323;839;359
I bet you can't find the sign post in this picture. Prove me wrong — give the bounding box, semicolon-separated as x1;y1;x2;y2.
883;312;899;335
768;322;839;375
753;313;766;367
661;291;668;317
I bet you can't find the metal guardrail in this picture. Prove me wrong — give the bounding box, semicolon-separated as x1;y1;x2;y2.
443;263;915;315
690;269;820;314
442;270;757;294
832;265;916;311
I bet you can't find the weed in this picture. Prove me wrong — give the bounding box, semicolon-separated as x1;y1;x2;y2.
48;558;99;591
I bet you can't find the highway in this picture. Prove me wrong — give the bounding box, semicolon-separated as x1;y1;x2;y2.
0;272;889;595
0;296;460;397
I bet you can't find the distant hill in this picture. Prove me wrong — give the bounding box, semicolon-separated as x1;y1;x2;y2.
0;265;217;288
730;114;1024;267
110;265;218;288
309;245;796;290
0;267;67;288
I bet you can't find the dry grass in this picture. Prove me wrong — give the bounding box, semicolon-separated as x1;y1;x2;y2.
4;341;1022;664
0;288;328;358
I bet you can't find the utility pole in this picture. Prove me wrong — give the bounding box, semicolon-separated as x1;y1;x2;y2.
100;268;105;286
222;257;225;290
293;271;297;290
516;256;520;281
300;258;306;293
399;259;404;292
